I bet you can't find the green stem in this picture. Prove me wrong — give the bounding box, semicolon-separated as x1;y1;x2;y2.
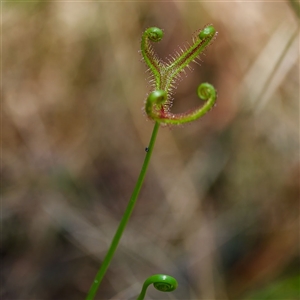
86;122;160;300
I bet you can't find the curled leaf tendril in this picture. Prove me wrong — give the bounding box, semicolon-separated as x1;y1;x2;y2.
141;24;217;125
141;27;164;90
136;274;178;300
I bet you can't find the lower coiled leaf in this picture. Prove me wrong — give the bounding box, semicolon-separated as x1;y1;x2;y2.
145;82;217;125
137;274;178;300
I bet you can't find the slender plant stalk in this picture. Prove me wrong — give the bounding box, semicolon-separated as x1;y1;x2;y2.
86;122;160;300
86;24;218;299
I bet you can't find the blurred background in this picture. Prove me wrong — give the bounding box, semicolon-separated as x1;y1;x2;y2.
2;1;299;299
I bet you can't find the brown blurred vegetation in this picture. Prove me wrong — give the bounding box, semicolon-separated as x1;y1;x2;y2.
2;1;299;300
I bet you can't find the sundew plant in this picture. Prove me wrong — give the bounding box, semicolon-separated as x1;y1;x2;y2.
86;24;218;300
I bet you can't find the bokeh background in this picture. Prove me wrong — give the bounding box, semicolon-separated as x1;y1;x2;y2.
2;1;299;299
